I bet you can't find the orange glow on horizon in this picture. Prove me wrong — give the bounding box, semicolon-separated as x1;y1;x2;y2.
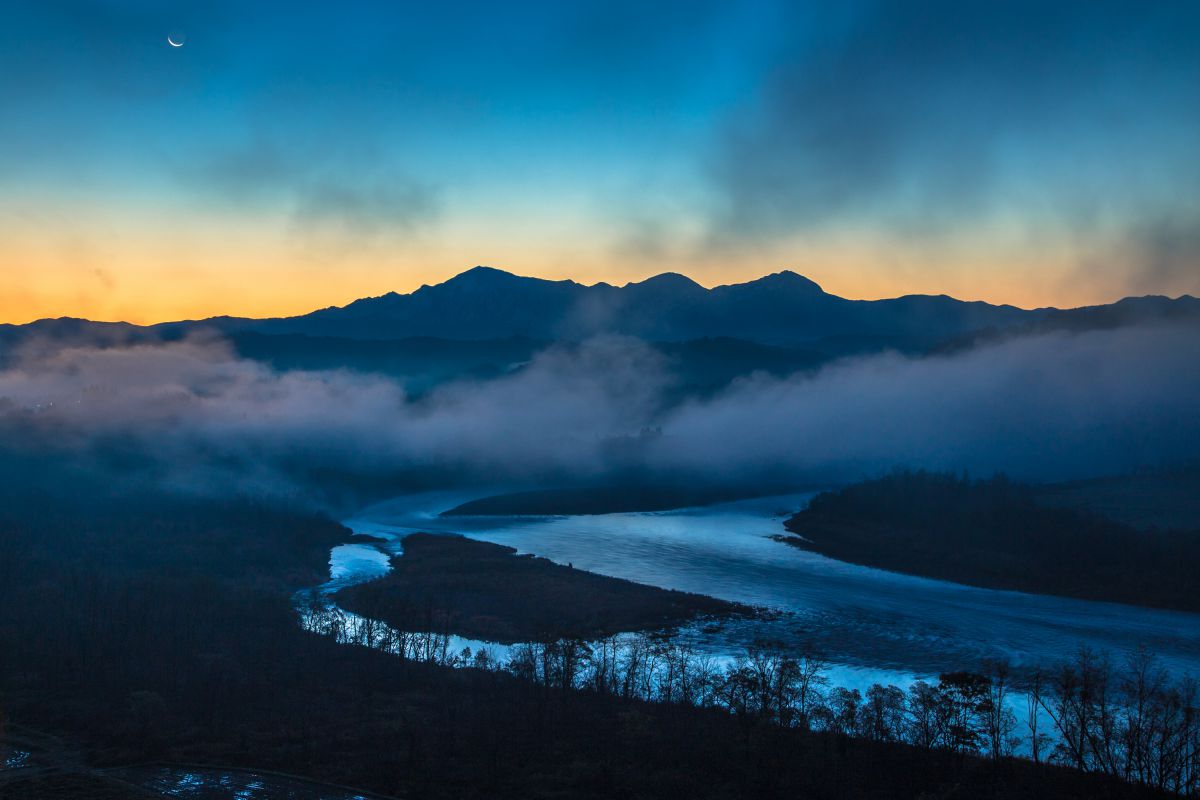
2;198;1187;325
1;251;1154;326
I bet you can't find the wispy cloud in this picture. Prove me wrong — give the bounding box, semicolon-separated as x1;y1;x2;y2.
189;138;439;249
707;1;1200;235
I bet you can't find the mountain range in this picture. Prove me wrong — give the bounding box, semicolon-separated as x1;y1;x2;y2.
166;267;1039;347
2;267;1196;390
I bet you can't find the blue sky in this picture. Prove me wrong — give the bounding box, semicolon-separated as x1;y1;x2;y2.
2;0;1198;322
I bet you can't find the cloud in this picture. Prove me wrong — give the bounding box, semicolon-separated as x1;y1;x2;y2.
1124;217;1200;295
654;324;1200;483
291;179;437;239
702;0;1200;288
189;138;439;246
1;321;1198;510
0;336;668;505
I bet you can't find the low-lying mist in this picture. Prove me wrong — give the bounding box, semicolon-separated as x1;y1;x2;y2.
1;323;1197;510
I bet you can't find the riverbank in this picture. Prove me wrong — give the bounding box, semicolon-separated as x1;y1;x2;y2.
335;533;752;642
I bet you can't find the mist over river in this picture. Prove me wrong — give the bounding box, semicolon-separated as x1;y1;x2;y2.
341;492;1200;684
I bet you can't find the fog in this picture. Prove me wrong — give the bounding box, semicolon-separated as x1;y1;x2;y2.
657;325;1200;483
1;323;1197;507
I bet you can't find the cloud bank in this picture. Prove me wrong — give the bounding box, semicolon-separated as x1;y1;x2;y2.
1;323;1197;508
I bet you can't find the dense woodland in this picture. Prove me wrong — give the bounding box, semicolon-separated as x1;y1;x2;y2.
785;470;1200;611
0;459;1194;798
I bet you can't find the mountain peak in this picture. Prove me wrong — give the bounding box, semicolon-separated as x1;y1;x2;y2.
411;266;531;297
445;265;519;284
755;270;824;293
627;272;706;292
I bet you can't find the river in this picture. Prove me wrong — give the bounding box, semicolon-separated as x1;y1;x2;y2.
336;491;1200;688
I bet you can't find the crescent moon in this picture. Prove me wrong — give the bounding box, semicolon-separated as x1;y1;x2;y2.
167;36;184;47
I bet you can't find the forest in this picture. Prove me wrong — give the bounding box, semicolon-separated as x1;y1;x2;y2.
784;470;1200;611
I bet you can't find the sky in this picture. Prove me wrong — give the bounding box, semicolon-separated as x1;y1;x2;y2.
2;0;1198;324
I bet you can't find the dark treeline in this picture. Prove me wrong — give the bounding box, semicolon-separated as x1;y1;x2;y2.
784;470;1200;611
317;602;1200;797
0;463;1183;798
1028;647;1200;792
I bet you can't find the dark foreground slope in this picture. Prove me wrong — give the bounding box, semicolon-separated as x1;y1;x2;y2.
336;533;747;642
0;464;1175;800
784;471;1200;611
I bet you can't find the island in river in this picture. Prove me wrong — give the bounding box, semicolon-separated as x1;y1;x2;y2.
782;470;1200;613
336;532;752;643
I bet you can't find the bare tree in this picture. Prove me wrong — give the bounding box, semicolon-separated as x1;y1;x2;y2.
1043;657;1087;770
792;645;829;731
982;660;1018;760
905;680;947;750
862;684;906;742
938;672;989;755
829;687;862;737
1025;667;1050;764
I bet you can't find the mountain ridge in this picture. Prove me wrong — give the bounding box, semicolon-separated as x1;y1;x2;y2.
3;267;1197;350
